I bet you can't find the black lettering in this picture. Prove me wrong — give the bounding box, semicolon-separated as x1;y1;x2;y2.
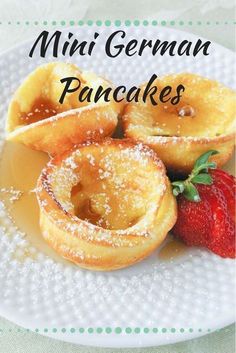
193;39;211;56
171;84;185;105
153;40;177;56
62;32;73;55
159;86;172;103
125;40;138;56
105;30;125;58
69;40;87;56
79;86;92;102
94;86;112;102
113;86;126;102
59;77;81;104
177;40;191;56
126;86;141;102
142;74;158;105
138;39;152;56
88;32;99;55
29;30;61;58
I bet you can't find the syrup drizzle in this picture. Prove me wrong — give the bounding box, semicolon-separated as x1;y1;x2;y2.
0;141;66;260
158;236;187;260
0;141;188;261
19;97;59;125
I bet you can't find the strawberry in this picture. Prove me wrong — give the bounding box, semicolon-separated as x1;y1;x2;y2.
171;150;235;259
210;169;235;223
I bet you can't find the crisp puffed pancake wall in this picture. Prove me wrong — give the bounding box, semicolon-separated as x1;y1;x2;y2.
36;139;177;270
123;73;236;174
6;62;123;155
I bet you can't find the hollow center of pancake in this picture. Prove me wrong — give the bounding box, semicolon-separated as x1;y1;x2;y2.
147;98;227;138
71;179;144;230
20;98;59;125
69;151;158;230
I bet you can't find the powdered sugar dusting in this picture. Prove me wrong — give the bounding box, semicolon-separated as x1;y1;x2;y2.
37;140;167;249
0;26;235;339
0;187;23;203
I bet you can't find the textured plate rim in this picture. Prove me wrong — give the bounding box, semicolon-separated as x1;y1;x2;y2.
0;24;235;348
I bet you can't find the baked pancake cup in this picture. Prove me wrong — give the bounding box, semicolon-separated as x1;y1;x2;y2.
36;139;177;271
6;62;122;155
123;73;236;175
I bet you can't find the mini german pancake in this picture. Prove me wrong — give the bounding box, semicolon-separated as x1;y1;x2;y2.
6;62;121;155
36;139;177;270
123;73;236;174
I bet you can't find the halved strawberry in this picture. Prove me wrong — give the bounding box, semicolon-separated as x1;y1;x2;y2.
172;188;211;247
210;169;235;223
171;151;236;259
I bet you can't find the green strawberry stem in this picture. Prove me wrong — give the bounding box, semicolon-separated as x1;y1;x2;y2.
171;150;219;202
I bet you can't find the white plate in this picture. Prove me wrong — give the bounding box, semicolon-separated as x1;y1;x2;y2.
0;25;235;348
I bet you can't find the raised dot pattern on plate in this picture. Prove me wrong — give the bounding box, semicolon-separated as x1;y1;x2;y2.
0;26;235;347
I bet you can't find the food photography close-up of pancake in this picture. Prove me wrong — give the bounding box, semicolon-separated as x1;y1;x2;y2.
0;1;235;353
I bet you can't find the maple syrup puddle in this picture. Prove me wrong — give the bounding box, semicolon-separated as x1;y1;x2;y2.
0;141;68;262
19;97;59;125
0;141;188;263
158;235;188;260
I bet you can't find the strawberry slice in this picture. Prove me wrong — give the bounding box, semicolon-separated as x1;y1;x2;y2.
210;169;235;223
207;184;235;258
171;151;235;259
172;189;212;247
